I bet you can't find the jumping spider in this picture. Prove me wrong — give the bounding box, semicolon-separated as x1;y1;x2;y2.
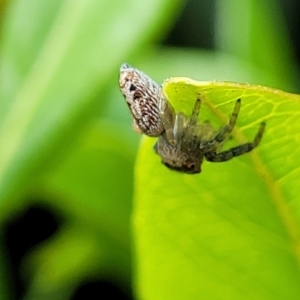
119;64;265;174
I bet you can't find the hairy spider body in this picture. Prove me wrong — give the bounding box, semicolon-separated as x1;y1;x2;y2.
119;64;265;174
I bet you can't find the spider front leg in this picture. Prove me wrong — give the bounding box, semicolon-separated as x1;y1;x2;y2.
158;96;177;144
204;122;266;162
200;99;241;151
189;97;201;126
216;99;241;142
181;98;202;150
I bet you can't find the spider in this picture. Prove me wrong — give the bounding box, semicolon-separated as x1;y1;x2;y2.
155;98;265;174
119;64;265;174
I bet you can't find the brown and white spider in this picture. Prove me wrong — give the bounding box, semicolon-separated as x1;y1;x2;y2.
119;64;265;174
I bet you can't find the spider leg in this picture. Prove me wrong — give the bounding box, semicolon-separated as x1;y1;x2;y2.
189;97;201;126
200;99;241;151
173;112;187;140
181;98;201;150
158;94;176;144
174;97;201;139
204;122;265;162
214;99;241;143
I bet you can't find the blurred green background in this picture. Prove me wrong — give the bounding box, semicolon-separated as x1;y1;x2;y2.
0;0;299;299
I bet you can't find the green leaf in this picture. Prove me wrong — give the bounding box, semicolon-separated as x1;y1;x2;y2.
134;78;300;299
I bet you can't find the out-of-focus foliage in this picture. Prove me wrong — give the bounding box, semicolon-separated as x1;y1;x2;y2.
0;0;299;299
0;0;183;299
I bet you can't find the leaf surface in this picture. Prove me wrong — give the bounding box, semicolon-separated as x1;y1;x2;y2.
134;78;300;299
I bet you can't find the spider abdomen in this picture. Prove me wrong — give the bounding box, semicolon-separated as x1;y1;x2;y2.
119;63;164;137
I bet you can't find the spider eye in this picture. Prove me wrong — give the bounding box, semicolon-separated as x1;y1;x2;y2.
129;84;136;91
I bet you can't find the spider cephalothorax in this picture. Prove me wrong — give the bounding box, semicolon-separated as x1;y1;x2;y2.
119;64;265;174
